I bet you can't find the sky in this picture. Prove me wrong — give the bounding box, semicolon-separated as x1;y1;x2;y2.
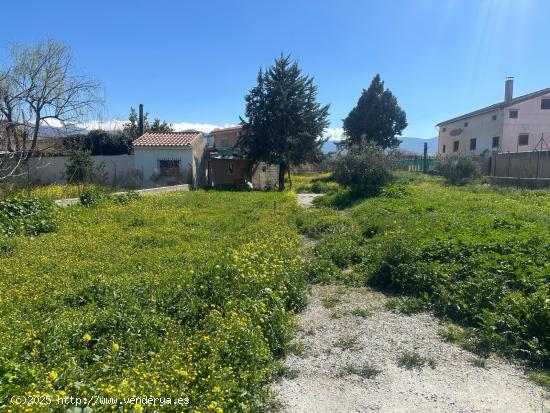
1;0;549;140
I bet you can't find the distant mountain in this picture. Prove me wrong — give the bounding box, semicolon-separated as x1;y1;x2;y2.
398;137;438;155
323;137;438;155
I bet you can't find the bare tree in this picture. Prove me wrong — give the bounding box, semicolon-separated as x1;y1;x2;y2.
0;39;102;180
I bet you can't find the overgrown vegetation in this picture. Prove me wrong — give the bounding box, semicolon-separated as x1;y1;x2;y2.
0;197;58;236
436;154;481;185
0;191;308;412
298;175;550;371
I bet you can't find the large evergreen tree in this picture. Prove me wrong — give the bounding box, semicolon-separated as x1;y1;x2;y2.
240;55;330;189
342;74;407;148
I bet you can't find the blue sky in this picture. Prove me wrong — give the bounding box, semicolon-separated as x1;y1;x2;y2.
1;0;548;139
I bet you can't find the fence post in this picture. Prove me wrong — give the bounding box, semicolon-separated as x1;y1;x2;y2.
423;142;428;173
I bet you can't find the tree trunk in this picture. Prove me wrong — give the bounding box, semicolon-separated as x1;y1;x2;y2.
278;162;286;190
287;162;292;189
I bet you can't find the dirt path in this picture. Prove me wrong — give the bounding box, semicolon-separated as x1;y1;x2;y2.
295;193;322;207
274;194;548;412
273;285;547;413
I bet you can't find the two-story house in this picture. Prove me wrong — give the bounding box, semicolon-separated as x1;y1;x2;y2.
437;79;550;156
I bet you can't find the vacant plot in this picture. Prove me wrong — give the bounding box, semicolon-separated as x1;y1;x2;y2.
0;191;306;412
298;176;550;372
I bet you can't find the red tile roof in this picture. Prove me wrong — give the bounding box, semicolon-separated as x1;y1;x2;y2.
133;132;202;147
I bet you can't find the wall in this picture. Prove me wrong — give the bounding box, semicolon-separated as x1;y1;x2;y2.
492;150;550;178
26;155;140;188
209;158;250;187
133;147;193;188
438;109;503;156
501;91;550;152
211;127;243;149
208;159;279;189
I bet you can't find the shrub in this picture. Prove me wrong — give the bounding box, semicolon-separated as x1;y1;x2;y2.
333;142;396;194
0;197;58;236
436;154;481;185
65;149;107;184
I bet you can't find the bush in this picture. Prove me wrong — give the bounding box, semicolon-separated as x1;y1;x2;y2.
333;142;396;194
65;149;107;184
436;154;481;185
0;197;58;236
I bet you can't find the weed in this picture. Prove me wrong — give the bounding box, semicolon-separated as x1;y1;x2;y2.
385;297;426;315
334;335;361;351
397;351;437;370
321;296;340;309
351;307;373;318
338;362;381;379
469;358;488;368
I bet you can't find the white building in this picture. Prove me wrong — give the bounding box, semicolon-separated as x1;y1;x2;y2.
437;79;550;156
133;131;205;188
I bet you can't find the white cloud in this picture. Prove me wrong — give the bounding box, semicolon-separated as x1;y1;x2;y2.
323;127;345;141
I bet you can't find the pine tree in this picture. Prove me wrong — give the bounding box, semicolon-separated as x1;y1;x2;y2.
342;74;407;148
240;55;330;189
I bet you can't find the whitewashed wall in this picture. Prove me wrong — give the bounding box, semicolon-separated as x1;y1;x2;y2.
133;147;193;188
27;155;140;188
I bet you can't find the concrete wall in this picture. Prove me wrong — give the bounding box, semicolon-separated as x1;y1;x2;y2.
27;155;141;188
438;109;503;156
208;158;279;189
501;91;550;152
133;147;194;189
492;150;550;178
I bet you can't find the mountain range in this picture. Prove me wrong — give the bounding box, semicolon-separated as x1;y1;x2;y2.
323;137;438;155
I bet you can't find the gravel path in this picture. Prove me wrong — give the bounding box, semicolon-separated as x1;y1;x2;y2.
273;286;547;413
295;193;323;207
274;194;548;412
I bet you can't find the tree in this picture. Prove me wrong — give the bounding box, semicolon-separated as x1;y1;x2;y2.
0;39;102;179
240;55;330;190
342;74;407;149
122;108;174;142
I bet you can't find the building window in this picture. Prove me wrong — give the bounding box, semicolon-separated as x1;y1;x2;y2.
220;138;229;148
492;136;500;148
235;131;241;137
518;133;529;146
442;127;446;132
469;138;477;151
159;159;180;176
492;114;497;120
541;98;550;109
442;145;446;153
464;122;468;127
228;162;235;174
509;110;519;119
453;140;459;152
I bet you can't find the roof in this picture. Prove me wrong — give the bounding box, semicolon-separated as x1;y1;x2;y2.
437;87;550;126
210;125;243;134
133;131;202;147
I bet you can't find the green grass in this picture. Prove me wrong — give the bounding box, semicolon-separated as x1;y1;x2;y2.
301;173;550;370
289;173;339;194
0;190;307;412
